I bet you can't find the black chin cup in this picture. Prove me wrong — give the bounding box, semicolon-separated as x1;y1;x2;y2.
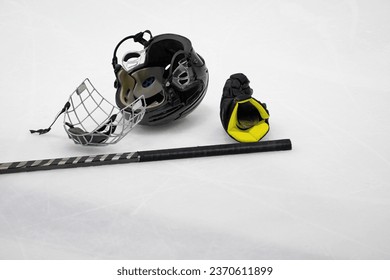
65;114;117;145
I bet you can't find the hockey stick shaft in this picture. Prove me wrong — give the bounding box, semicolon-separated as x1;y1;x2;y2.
0;139;291;175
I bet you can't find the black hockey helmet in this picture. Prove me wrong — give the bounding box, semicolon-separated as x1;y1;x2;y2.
112;30;209;126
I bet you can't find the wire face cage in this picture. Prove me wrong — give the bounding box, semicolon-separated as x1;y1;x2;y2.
63;79;146;146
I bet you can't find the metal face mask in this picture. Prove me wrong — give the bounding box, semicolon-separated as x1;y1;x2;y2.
64;79;146;145
30;79;146;146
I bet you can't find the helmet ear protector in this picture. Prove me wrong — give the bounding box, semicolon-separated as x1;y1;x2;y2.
112;30;169;109
220;73;270;142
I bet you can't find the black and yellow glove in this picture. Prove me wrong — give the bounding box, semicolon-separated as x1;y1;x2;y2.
220;73;270;142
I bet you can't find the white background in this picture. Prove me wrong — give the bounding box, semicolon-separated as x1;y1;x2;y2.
0;0;389;259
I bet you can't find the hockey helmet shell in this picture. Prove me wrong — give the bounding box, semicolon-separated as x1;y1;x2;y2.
113;31;209;126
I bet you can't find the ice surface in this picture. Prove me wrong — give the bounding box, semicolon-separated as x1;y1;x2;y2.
0;0;390;259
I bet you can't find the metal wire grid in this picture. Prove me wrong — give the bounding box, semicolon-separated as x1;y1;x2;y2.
63;78;145;145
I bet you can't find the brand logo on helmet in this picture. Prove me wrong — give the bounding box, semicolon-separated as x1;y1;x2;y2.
142;76;155;88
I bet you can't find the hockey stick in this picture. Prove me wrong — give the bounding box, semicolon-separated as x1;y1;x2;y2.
0;139;291;175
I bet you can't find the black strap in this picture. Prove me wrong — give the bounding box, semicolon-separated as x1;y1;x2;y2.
30;102;70;135
134;30;152;45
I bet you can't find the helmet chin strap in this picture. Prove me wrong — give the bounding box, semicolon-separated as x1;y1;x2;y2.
111;30;152;69
30;102;70;135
